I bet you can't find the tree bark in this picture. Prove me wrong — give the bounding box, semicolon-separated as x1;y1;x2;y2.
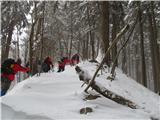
91;32;95;60
40;2;45;63
138;2;147;87
4;21;14;60
87;3;95;60
151;2;160;84
101;1;110;66
69;10;73;59
29;22;35;74
147;3;160;93
16;27;20;59
111;3;118;66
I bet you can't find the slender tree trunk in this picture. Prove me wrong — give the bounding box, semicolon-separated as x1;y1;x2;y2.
147;4;160;93
122;38;127;74
101;1;110;67
82;38;86;60
86;33;89;60
69;11;73;59
111;8;118;66
4;21;14;60
138;2;147;87
58;34;63;56
29;23;35;74
40;2;45;62
17;28;20;59
77;32;81;54
96;36;100;59
87;4;95;60
91;32;95;60
29;2;38;74
151;2;160;83
1;34;7;62
119;2;127;74
24;39;28;65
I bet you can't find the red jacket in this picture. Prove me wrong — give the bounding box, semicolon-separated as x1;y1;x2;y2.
64;59;71;65
1;63;30;81
44;57;53;67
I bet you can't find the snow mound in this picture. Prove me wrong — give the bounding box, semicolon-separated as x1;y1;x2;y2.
1;62;160;120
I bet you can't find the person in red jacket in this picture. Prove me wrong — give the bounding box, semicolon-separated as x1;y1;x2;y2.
1;58;30;96
42;56;53;72
57;57;68;72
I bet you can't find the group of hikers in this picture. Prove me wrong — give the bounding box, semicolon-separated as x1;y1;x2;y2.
1;53;80;96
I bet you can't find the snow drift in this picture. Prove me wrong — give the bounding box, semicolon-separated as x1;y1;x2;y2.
1;61;160;120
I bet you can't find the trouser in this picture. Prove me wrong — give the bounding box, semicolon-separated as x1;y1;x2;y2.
57;66;65;72
37;65;41;76
1;77;12;96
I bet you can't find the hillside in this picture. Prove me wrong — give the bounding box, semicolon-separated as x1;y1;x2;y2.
1;62;160;120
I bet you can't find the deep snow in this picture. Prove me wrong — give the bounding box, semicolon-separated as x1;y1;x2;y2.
1;61;160;120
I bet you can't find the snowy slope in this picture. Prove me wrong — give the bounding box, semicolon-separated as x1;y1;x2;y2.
1;62;160;120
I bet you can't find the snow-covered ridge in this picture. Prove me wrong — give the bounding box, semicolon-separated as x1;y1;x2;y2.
1;61;160;120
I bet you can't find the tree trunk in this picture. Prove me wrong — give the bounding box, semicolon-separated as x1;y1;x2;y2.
147;3;160;93
138;2;147;87
4;21;14;60
91;32;95;60
69;11;73;59
151;2;160;87
77;32;81;54
29;19;38;74
40;2;45;62
82;38;86;60
29;23;35;74
111;3;118;66
16;28;20;59
87;4;95;60
101;1;110;67
85;33;89;60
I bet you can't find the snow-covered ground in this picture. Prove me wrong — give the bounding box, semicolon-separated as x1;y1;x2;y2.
1;61;160;120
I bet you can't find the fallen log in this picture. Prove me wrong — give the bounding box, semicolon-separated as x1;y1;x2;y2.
75;66;137;109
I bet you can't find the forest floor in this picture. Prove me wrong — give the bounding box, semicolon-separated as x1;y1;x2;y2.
1;61;160;120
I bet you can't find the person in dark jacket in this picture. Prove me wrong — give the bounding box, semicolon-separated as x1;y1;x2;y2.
71;53;80;66
1;58;30;96
42;56;53;72
37;59;42;76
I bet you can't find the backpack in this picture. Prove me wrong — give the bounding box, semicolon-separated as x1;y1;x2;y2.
1;58;15;74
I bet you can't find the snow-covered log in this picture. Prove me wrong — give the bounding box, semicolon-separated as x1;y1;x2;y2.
75;66;137;109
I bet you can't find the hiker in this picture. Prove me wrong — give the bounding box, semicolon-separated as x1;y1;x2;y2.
57;57;68;72
71;53;79;65
42;56;53;72
37;59;42;76
1;58;30;96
